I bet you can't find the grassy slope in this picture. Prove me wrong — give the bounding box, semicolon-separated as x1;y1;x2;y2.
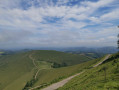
31;50;93;66
0;52;34;90
0;50;94;90
37;61;52;69
31;57;103;89
58;53;119;90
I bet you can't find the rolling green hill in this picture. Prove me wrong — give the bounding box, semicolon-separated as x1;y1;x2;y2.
30;50;93;66
58;53;119;90
30;57;104;89
0;52;34;90
0;50;94;90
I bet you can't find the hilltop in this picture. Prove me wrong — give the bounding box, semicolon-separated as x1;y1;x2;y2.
0;50;117;90
0;50;93;90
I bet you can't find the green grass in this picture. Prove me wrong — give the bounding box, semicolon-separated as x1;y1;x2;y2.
31;50;93;66
3;70;34;90
0;50;94;90
36;61;52;69
0;52;35;90
90;55;108;67
58;53;119;90
0;50;116;90
31;57;103;89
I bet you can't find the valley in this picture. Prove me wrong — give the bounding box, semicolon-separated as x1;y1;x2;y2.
0;50;118;90
0;50;94;90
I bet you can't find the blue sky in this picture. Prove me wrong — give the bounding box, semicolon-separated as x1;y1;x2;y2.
0;0;119;49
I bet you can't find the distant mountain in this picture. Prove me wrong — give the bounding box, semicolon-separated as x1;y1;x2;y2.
58;47;118;58
0;47;117;57
0;46;117;54
62;47;118;54
24;46;118;54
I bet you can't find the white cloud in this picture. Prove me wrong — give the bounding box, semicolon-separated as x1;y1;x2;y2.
0;0;118;49
81;0;115;8
101;8;119;21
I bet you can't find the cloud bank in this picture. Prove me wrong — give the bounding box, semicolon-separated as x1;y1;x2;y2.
0;0;119;49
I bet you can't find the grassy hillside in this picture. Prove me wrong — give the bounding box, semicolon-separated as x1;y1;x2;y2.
58;53;119;90
0;52;35;90
31;50;93;66
0;50;94;90
31;57;104;89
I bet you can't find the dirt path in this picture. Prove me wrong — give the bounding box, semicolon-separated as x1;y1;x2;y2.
29;52;40;80
42;71;84;90
41;54;111;90
29;52;38;68
34;69;41;79
93;54;111;67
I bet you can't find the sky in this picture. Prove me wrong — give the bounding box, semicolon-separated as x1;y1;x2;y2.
0;0;119;49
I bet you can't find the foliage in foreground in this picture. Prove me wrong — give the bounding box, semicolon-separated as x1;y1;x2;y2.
58;53;119;90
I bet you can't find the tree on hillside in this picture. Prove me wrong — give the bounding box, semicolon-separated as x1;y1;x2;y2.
102;66;107;82
117;26;119;49
117;35;119;49
52;62;67;68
